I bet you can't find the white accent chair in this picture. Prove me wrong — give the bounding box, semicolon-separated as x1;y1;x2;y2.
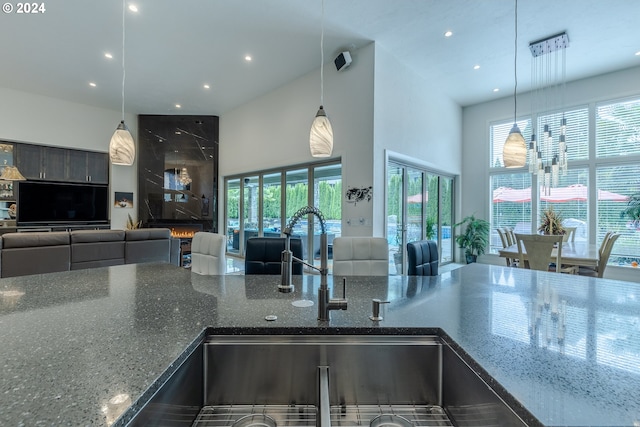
190;232;226;275
332;237;389;276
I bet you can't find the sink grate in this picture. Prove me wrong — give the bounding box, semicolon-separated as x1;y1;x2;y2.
192;405;317;427
191;405;452;427
331;405;453;427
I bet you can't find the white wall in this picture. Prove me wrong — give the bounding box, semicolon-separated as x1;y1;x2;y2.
462;65;640;278
219;43;376;236
219;42;464;239
0;87;138;229
372;45;462;236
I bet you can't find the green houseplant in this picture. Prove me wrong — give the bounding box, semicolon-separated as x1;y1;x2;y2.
538;206;565;235
620;192;640;229
454;214;490;264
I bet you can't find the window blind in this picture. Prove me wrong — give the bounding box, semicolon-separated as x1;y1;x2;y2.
596;98;640;158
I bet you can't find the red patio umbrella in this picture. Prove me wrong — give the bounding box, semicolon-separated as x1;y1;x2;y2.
493;184;628;203
407;192;428;203
492;186;531;203
540;184;628;202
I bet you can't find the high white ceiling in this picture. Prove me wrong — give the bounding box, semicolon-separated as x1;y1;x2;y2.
1;0;639;116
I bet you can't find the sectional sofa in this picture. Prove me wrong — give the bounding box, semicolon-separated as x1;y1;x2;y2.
0;228;180;278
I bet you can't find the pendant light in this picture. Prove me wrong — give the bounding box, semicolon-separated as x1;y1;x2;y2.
502;0;527;168
309;0;333;157
109;0;136;166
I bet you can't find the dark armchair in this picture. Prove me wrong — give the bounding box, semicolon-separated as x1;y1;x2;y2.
245;237;303;275
407;240;439;276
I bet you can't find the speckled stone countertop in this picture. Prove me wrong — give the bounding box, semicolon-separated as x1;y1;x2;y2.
1;263;640;426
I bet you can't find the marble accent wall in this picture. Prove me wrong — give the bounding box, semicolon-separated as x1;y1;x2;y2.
138;115;219;232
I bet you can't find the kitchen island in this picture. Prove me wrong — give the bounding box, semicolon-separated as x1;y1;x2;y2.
1;263;639;426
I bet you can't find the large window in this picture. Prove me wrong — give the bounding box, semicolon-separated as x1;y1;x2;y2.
489;97;640;267
225;160;341;263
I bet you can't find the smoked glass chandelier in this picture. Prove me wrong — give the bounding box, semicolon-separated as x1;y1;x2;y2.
527;32;569;194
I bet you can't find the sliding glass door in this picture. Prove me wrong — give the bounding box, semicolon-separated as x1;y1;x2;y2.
224;160;341;263
387;159;455;274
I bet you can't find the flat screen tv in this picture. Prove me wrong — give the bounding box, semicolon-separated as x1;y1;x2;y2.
17;181;109;226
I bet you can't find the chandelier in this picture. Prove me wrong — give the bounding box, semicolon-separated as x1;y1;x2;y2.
527;32;569;194
177;167;192;186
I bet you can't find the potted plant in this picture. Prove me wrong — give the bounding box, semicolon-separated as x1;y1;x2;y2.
126;213;142;230
620;192;640;229
454;214;490;264
425;216;437;240
393;229;403;274
538;206;565;235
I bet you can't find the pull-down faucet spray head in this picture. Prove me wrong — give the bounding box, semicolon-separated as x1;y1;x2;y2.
280;206;328;293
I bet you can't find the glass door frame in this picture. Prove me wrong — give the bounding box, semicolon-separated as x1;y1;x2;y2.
386;157;455;273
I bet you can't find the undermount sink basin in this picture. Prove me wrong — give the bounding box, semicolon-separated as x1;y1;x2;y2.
121;334;532;427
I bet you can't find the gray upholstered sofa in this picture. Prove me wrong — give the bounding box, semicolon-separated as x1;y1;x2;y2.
0;228;180;278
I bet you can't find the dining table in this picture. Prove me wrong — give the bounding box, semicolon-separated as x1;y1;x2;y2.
498;240;599;268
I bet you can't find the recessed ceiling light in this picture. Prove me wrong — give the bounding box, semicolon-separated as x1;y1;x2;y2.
104;53;113;59
128;4;138;12
636;51;640;56
175;131;182;135
493;88;500;92
89;82;97;87
473;65;480;70
203;84;210;89
245;55;252;62
175;104;181;109
444;31;453;37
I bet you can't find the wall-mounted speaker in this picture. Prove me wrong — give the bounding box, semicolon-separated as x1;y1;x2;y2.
334;51;352;71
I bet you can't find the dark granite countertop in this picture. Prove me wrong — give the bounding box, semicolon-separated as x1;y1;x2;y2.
1;263;639;426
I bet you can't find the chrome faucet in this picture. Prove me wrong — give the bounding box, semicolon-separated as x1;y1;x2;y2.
280;206;347;321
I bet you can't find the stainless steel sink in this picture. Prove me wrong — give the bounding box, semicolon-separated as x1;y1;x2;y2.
122;335;531;427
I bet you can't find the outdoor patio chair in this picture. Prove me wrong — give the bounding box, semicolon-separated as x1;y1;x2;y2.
562;226;577;242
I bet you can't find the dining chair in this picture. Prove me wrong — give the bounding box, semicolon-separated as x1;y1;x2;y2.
514;233;574;273
504;227;519;267
406;240;439;276
245;237;303;275
578;232;620;278
496;228;513;267
562;226;577;242
504;227;517;246
191;232;226;275
332;237;389;276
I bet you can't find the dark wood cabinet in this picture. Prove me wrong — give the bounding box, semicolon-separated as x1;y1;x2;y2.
15;144;43;180
86;151;109;183
15;143;108;183
43;146;66;181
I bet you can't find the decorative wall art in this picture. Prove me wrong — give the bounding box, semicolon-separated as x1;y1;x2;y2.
345;186;372;206
115;192;134;208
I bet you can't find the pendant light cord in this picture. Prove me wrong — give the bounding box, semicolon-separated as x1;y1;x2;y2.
512;0;518;123
121;0;126;122
320;0;324;107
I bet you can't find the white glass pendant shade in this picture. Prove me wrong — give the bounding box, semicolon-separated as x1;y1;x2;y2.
109;120;136;166
309;106;333;157
503;124;527;168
